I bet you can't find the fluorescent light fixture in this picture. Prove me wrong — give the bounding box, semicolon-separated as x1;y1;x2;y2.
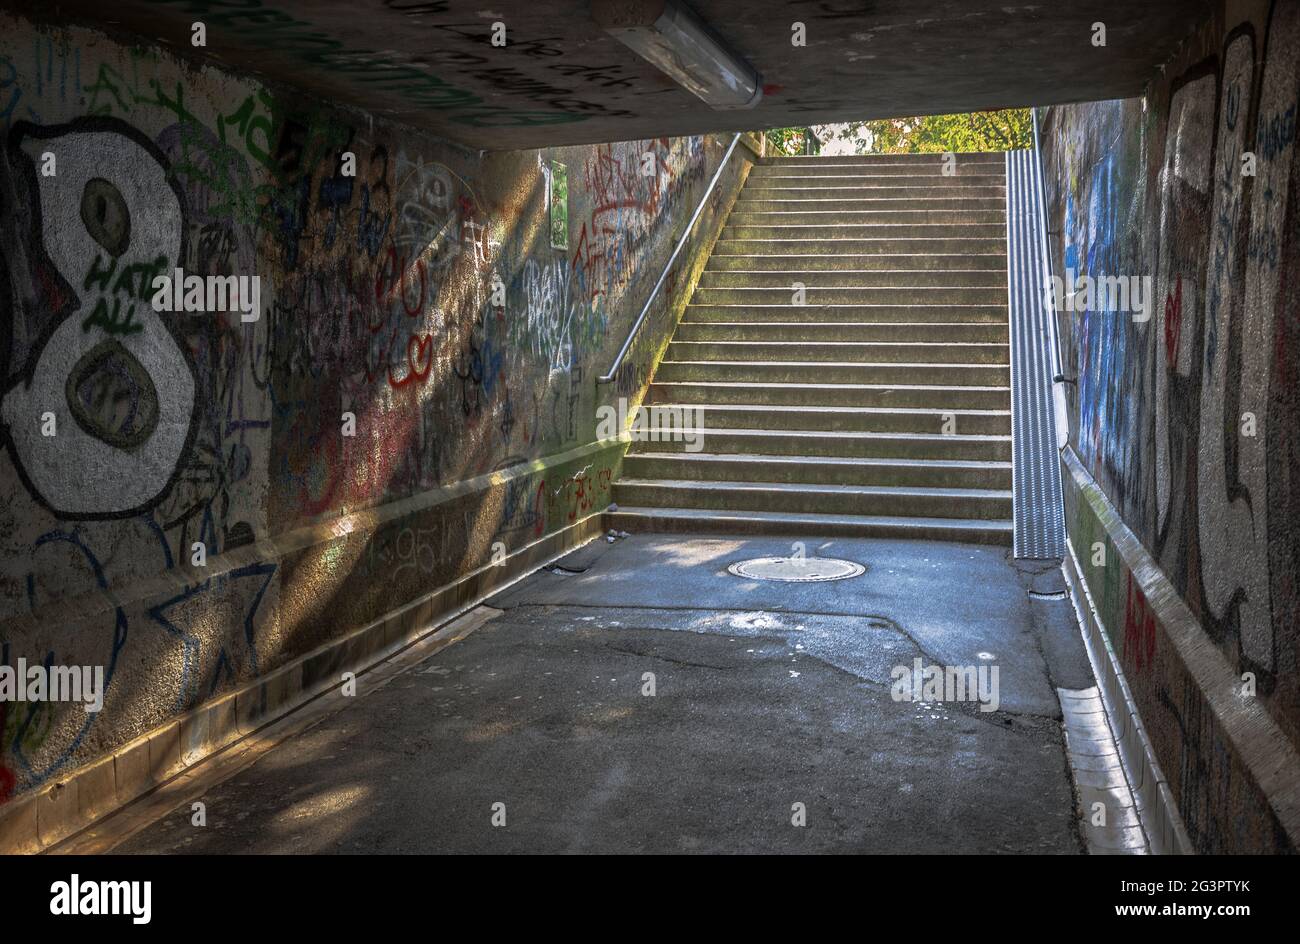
593;0;762;110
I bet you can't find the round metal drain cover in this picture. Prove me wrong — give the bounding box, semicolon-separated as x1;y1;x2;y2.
727;557;865;582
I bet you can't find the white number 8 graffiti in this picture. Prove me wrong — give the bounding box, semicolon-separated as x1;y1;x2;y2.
1;118;197;518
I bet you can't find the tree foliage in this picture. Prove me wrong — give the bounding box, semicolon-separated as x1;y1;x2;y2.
855;109;1031;153
765;127;820;156
764;109;1031;156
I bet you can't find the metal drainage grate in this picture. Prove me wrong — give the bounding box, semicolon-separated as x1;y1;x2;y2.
727;557;865;583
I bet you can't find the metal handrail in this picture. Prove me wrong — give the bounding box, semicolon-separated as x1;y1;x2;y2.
1031;107;1073;458
597;132;744;384
1031;108;1065;382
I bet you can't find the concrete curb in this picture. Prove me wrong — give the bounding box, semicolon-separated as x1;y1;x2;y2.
0;513;603;855
1060;445;1300;853
1060;549;1191;855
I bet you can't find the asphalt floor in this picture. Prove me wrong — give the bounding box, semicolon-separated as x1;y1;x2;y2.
113;533;1092;854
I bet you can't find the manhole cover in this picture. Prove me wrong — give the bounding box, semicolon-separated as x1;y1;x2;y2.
727;557;865;582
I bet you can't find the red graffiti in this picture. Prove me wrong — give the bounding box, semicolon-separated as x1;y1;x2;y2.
397;258;427;318
338;243;444;392
1163;277;1183;369
584;141;663;217
388;332;433;388
0;700;12;803
1122;572;1158;673
568;474;589;522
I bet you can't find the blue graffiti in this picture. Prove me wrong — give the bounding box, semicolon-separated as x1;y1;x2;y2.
7;530;128;787
148;561;277;710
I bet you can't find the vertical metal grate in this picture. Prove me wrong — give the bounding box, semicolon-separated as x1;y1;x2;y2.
1005;150;1066;559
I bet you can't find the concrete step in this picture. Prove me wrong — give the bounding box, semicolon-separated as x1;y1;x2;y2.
751;168;1005;182
706;253;1006;272
737;196;1007;212
723;222;1005;240
665;340;1009;365
622;451;1014;489
757;153;1006;168
735;185;1007;200
647;381;1012;409
745;174;1004;188
656;360;1010;386
612;479;1013;520
691;286;1007;306
612;153;1018;546
605;505;1014;545
713;237;1006;254
644;403;1010;434
698;268;1004;289
674;320;1008;343
685;303;1008;323
632;426;1011;461
729;208;1005;225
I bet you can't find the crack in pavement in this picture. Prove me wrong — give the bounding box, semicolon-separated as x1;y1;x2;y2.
599;641;737;671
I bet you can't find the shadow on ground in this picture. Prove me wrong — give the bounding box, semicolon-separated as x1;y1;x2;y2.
113;534;1093;854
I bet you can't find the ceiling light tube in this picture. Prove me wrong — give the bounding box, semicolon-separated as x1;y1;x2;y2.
593;0;763;109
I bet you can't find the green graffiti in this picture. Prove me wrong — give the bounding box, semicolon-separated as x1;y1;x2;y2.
549;161;568;251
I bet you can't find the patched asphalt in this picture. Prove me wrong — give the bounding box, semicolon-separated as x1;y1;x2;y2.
113;534;1091;854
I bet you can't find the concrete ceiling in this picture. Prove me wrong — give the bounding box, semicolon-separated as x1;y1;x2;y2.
28;0;1211;150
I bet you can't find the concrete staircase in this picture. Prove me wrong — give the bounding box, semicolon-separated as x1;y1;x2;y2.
608;152;1012;545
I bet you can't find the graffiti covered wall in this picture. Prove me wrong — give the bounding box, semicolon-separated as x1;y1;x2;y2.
1042;0;1300;851
0;11;744;810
